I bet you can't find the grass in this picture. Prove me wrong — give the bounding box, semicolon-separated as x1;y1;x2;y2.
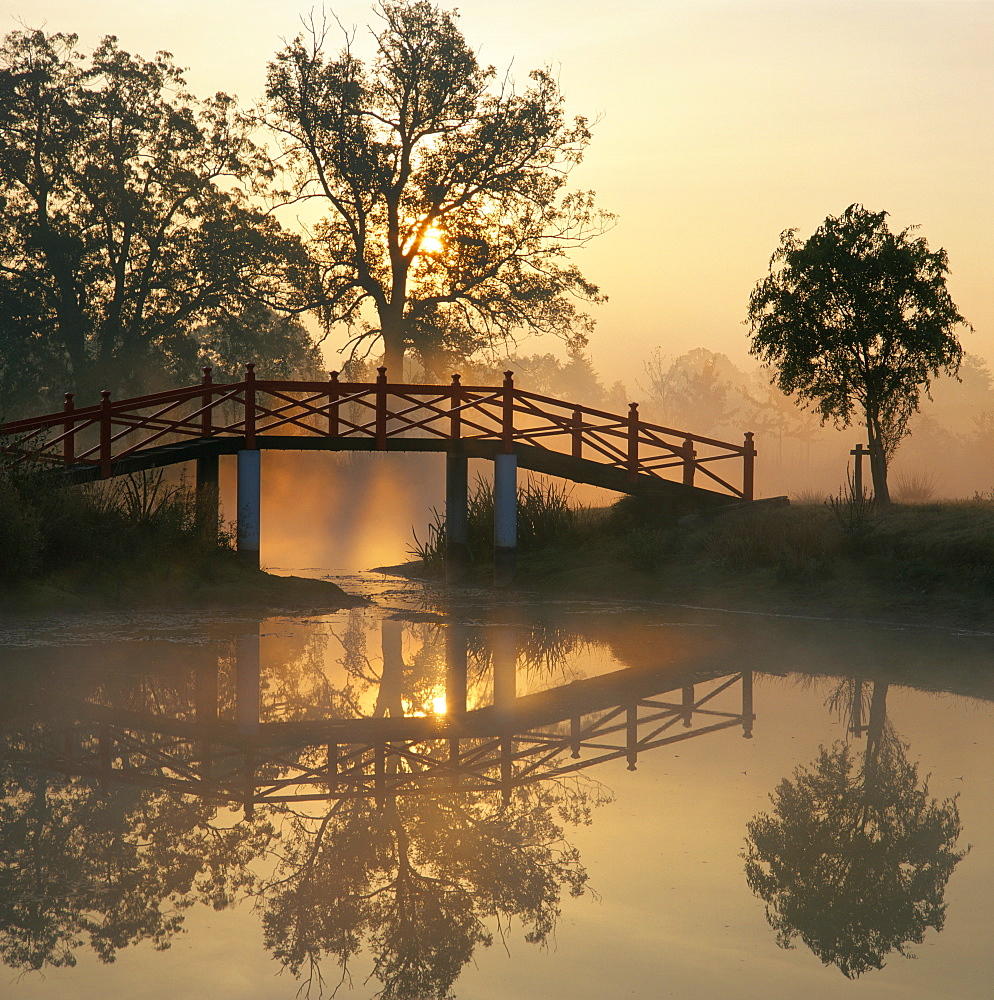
409;482;994;625
410;476;585;576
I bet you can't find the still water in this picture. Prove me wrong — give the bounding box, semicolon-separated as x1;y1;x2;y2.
0;573;991;999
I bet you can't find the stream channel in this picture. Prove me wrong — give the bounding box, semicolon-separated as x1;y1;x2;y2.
0;571;992;999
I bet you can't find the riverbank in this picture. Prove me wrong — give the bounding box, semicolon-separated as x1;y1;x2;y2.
1;555;367;613
0;472;365;613
402;497;994;630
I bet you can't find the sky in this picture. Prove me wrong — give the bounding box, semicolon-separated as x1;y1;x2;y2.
4;0;991;390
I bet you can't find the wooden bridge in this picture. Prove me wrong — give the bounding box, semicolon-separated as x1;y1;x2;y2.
0;365;758;582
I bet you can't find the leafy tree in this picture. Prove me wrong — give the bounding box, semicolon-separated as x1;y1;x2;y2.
0;29;317;412
747;204;969;502
744;683;966;978
263;0;612;378
195;302;325;381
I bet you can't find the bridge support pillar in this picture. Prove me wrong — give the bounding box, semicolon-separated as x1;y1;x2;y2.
493;453;517;587
445;450;469;584
196;452;219;544
237;449;261;569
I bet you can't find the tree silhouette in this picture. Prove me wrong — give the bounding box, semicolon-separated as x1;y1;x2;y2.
259;781;596;999
263;0;612;376
0;29;315;410
744;682;966;977
747;204;968;502
0;763;271;971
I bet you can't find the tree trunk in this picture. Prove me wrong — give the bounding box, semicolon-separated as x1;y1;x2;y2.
380;310;407;381
865;412;891;504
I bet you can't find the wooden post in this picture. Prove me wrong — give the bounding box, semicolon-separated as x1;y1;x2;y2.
201;366;214;438
682;437;696;488
682;684;695;727
501;370;515;453
236;626;261;736
196;451;220;544
449;373;462;439
445;622;468;716
244;363;256;450
850;443;867;496
63;393;75;465
493;626;517;711
328;371;340;438
626;704;638;770
445;449;469;584
743;431;755;501
99;390;112;479
627;403;639;482
376;366;388;449
742;670;754;739
571;409;583;459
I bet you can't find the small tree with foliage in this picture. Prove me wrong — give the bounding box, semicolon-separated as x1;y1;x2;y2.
747;204;968;502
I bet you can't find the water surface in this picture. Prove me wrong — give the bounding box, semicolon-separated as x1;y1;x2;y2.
1;573;991;999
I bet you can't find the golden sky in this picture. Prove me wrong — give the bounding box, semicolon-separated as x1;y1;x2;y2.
5;0;991;386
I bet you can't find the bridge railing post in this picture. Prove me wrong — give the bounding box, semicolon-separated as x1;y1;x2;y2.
682;436;696;487
450;373;462;439
201;367;214;438
571;408;583;459
743;431;756;500
328;371;340;438
376;366;388;449
63;393;75;465
627;403;639;482
100;390;112;479
244;363;256;450
501;371;515;453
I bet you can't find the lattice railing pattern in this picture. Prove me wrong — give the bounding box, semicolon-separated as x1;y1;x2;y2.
0;365;755;499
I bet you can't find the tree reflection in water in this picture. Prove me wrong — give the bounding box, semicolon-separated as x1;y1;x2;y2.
258;781;602;999
0;767;271;971
0;613;616;998
744;680;966;978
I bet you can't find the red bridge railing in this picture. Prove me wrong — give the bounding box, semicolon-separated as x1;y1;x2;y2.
0;366;756;500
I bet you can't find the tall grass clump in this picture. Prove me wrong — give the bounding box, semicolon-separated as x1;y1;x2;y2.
892;470;939;504
0;468;227;589
411;476;582;574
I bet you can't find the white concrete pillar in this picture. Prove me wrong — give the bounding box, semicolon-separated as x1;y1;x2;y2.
237;449;261;568
493;452;517;586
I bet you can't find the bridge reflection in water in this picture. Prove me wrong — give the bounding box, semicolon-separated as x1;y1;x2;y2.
4;618;754;816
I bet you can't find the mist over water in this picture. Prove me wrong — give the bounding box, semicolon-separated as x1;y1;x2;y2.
0;577;991;999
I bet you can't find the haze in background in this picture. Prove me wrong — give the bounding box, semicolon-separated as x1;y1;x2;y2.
4;0;989;389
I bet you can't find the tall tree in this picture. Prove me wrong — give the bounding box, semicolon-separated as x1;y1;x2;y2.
747;204;968;502
0;29;317;412
264;0;612;378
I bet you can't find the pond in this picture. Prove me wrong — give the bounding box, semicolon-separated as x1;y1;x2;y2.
0;572;991;999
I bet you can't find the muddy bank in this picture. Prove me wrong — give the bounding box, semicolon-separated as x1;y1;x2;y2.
1;564;367;615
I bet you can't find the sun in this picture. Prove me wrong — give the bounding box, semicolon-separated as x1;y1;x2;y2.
419;227;443;255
